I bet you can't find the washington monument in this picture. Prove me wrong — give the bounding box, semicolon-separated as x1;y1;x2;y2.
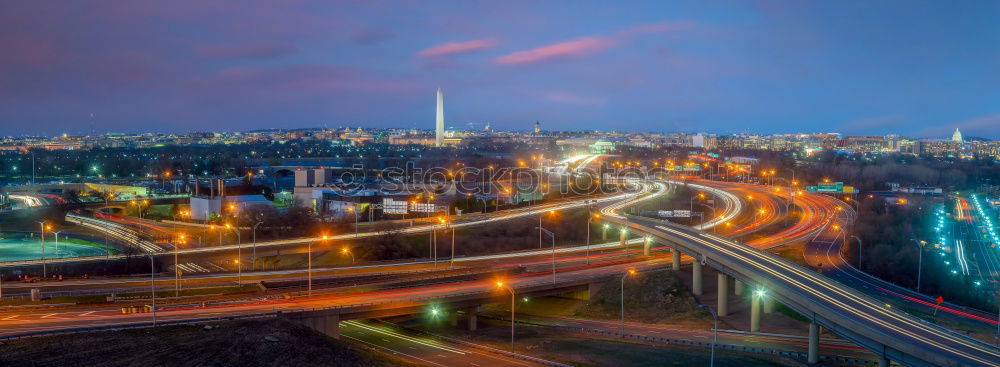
435;88;444;147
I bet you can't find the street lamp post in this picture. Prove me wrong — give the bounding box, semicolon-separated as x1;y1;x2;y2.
912;239;924;292
587;213;600;265
252;220;263;270
37;221;49;278
851;235;863;270
536;227;556;284
620;269;637;337
496;281;515;352
350;205;358;237
309;236;328;296
698;304;718;367
148;253;156;326
174;236;184;297
226;224;241;285
341;247;355;264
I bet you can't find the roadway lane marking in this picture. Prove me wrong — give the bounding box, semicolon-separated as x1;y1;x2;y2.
80;311;96;316
41;313;58;318
2;315;19;320
342;335;446;367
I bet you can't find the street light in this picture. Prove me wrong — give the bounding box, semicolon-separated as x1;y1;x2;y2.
496;280;515;352
341;247;355;264
539;209;556;249
912;239;925;292
37;221;49;278
697;303;718;367
587;213;600;264
536;227;556;284
621;268;637;337
439;217;456;266
252;220;264;270
348;205;358;237
174;235;186;297
851;236;863;270
309;235;329;296
225;223;241;285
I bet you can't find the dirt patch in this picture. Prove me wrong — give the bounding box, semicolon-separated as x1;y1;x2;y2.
574;269;710;325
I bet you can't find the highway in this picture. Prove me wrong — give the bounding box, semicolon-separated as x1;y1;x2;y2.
607;189;1000;366
341;320;548;367
5;175;998;365
480;313;877;362
803;194;1000;328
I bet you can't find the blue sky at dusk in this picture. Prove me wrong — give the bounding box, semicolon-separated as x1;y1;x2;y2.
1;1;998;138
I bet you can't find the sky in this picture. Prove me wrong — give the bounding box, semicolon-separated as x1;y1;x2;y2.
1;0;998;139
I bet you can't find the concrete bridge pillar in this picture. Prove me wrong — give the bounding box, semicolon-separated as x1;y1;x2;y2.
449;311;459;327
808;322;819;364
643;238;651;256
466;306;479;331
619;229;627;248
750;294;761;332
671;248;681;270
763;296;775;314
717;273;729;317
733;279;743;296
692;261;703;295
322;313;340;339
878;357;889;367
282;312;340;340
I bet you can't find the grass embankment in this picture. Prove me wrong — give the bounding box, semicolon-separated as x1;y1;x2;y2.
0;318;416;367
573;269;709;325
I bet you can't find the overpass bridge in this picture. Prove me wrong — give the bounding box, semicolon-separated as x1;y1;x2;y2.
604;194;1000;367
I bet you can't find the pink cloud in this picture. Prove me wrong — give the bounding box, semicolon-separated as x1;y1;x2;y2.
495;36;615;65
417;39;500;58
495;22;685;65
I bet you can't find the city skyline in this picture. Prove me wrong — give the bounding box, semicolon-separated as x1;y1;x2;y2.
1;1;998;138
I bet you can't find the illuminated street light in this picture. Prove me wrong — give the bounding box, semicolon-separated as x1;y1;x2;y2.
495;280;516;351
341;247;355;264
621;268;638;337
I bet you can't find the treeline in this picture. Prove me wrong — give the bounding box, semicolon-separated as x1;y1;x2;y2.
844;197;994;311
0;140;584;182
796;152;1000;192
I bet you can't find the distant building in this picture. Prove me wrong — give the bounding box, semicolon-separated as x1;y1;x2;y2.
952;128;963;143
534;121;541;133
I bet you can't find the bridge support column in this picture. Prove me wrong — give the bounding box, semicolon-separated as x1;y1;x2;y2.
671;248;680;270
733;279;743;296
763;297;774;314
807;322;818;364
643;240;651;256
692;261;703;296
717;273;728;317
619;230;627;248
466;306;479;331
449;311;458;327
750;294;761;332
323;313;340;339
878;356;889;367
